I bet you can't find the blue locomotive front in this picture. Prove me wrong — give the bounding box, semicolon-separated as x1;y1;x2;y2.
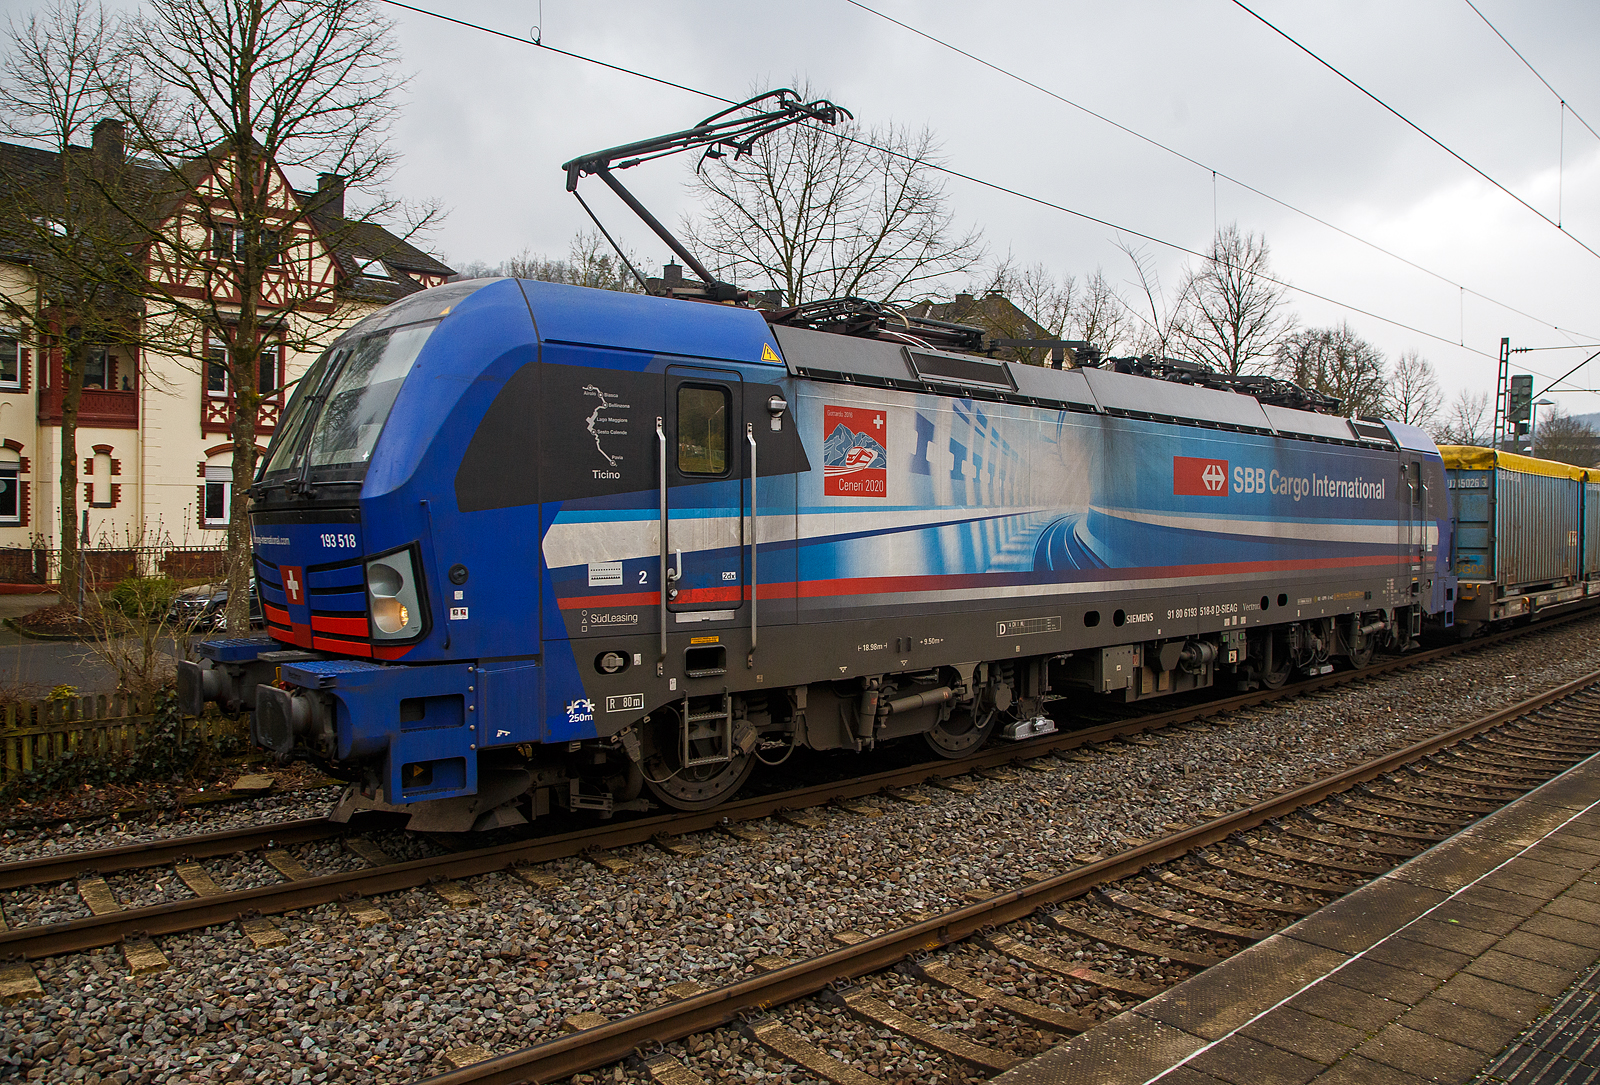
183;276;791;830
185;276;1455;831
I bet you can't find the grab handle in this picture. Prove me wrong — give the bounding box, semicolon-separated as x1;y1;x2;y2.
656;416;667;675
747;422;757;668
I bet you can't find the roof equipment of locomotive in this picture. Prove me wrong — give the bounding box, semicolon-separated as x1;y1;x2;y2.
560;88;849;304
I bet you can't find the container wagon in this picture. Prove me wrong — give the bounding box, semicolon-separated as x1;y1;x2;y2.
1442;445;1595;631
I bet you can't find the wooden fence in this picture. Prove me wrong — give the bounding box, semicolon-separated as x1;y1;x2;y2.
1;693;246;782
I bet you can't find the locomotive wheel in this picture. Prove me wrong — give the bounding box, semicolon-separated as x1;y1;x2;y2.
1347;644;1375;669
1258;647;1293;689
639;714;756;811
1256;629;1294;689
924;706;996;759
1259;659;1292;689
643;752;756;810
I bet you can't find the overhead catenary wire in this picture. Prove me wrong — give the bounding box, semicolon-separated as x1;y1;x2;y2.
1534;349;1600;401
1230;0;1600;265
372;0;1600;395
842;0;1600;347
1463;0;1600;145
809;121;1502;364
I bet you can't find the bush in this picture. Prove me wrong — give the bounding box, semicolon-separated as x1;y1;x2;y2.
107;576;180;622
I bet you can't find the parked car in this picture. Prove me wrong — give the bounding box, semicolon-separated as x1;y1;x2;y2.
167;577;262;631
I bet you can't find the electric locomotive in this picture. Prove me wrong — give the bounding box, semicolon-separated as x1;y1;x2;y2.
182;275;1454;831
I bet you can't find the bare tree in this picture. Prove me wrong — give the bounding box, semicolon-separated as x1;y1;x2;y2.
109;0;408;632
1274;323;1387;417
1116;239;1189;359
965;257;1132;363
1071;268;1130;356
1434;389;1493;446
965;256;1075;366
983;258;1074;333
0;0;142;608
684;90;983;306
1385;350;1442;429
507;229;646;292
1534;407;1599;466
1172;224;1295;375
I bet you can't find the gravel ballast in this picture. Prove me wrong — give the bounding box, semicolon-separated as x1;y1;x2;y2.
5;616;1600;1083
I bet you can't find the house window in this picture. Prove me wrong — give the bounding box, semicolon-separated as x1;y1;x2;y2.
202;465;231;526
91;452;112;508
0;335;19;390
207;341;280;395
207;343;228;393
259;344;279;396
212;225;280;265
0;451;21;525
82;347;109;390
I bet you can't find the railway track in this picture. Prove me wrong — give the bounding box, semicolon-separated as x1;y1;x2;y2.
408;667;1600;1085
4;617;1600;1085
0;618;1585;969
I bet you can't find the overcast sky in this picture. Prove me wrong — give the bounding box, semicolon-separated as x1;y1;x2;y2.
370;0;1600;414
7;0;1596;415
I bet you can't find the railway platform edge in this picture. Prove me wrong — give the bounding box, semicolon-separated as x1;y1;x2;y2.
993;749;1600;1085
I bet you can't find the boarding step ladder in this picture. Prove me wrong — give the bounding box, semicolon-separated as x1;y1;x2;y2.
682;691;734;767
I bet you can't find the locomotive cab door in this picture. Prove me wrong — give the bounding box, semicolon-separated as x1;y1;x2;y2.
1405;459;1424;569
662;367;747;639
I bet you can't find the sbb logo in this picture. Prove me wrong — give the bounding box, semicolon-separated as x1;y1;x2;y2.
1173;456;1229;496
1233;466;1269;494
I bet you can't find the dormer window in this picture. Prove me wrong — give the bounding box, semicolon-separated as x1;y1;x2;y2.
356;258;391;279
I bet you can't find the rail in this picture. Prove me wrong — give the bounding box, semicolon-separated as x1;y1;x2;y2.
414;665;1600;1085
0;618;1578;960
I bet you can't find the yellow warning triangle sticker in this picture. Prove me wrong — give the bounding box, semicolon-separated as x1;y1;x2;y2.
761;342;781;363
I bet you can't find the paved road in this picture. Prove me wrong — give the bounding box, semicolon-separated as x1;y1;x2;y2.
0;593;135;693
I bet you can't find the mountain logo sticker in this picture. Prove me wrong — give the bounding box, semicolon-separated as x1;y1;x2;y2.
823;404;888;498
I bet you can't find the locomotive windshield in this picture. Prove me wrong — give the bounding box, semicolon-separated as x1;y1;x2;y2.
263;321;438;482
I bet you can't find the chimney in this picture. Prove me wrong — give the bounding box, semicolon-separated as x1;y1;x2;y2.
955;292;974;306
663;262;684;285
316;173;346;218
91;119;124;167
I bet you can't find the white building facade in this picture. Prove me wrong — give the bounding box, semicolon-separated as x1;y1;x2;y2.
0;122;453;573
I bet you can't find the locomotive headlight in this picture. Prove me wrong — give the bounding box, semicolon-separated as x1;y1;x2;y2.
366;547;425;640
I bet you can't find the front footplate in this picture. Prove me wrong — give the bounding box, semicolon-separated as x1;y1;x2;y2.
178;636;317;715
275;657;481;806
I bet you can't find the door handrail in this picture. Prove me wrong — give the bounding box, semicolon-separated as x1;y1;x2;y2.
747;422;757;668
657;416;667;676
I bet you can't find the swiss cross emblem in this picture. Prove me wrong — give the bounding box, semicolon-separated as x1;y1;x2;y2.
1173;456;1230;497
282;565;305;606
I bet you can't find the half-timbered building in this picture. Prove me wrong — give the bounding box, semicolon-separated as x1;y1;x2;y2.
0;119;453;556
